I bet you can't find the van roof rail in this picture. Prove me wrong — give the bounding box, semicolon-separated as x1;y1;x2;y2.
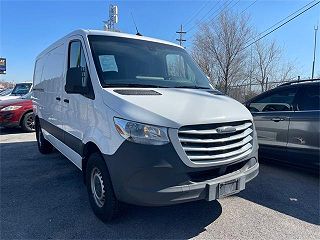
279;78;320;87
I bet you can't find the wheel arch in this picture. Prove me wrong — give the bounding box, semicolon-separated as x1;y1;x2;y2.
82;141;102;184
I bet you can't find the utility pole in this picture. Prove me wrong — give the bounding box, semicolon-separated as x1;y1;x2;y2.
311;25;318;79
176;25;186;47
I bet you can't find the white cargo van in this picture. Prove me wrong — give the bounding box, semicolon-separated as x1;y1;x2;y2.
33;29;259;221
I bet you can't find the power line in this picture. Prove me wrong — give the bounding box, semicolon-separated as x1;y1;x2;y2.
190;0;251;36
183;1;211;28
186;0;242;34
208;0;240;21
170;1;212;41
184;0;241;49
185;0;225;32
185;0;253;47
240;0;258;14
186;0;240;45
252;0;317;41
172;0;223;44
242;1;320;51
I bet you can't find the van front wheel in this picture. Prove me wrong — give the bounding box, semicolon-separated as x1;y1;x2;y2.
36;121;53;154
86;152;119;222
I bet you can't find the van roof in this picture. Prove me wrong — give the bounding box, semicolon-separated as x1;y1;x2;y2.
36;29;182;59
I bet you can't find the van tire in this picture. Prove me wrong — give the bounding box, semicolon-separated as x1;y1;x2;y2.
86;152;119;222
21;112;35;132
36;121;53;154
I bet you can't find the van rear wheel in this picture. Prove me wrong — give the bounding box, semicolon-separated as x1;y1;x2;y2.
36;121;53;154
86;152;119;222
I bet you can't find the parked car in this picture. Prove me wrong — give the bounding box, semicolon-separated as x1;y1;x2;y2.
0;88;13;96
0;82;32;101
0;92;34;132
33;29;259;222
245;79;320;170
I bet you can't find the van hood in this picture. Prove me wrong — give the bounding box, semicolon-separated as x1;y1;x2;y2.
103;88;253;128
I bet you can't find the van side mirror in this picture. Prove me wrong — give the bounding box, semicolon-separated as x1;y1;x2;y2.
65;67;89;94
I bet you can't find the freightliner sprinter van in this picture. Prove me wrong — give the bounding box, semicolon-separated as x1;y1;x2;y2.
33;30;259;222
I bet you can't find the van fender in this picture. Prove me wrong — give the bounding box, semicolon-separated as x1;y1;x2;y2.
82;126;125;156
81;127;125;185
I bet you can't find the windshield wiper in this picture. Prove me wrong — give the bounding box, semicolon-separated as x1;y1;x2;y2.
103;84;168;88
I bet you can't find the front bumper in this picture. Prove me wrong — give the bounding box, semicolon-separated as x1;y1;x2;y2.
0;111;20;127
103;140;259;206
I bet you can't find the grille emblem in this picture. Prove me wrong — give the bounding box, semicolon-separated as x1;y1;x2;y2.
216;126;237;134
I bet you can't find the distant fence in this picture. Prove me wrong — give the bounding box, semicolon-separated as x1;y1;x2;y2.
222;79;300;102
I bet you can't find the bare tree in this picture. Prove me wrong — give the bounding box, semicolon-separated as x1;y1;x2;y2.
192;11;252;94
252;40;297;91
191;10;298;101
252;40;281;92
191;37;215;80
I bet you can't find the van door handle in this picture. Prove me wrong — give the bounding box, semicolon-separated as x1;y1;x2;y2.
271;117;284;122
63;99;69;103
56;97;61;101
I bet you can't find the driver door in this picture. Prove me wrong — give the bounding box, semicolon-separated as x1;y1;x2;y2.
60;36;95;168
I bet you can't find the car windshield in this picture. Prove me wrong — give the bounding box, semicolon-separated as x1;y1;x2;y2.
11;83;32;95
88;35;212;89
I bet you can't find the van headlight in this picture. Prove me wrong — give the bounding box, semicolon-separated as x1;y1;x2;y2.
114;117;169;145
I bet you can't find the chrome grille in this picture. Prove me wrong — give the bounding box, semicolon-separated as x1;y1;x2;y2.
178;120;253;163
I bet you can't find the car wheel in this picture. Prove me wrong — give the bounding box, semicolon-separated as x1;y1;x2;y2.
86;152;119;222
36;121;53;154
21;112;35;132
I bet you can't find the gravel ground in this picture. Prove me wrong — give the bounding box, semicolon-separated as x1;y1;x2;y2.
1;128;319;239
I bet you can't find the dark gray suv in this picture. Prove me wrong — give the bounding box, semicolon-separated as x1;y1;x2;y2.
246;80;319;170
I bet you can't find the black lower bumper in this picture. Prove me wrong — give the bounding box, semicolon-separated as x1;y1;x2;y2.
103;141;258;206
0;121;19;128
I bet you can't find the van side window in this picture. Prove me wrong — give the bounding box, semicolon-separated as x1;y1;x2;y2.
66;40;94;99
166;54;186;79
68;41;89;87
166;54;196;83
33;59;44;86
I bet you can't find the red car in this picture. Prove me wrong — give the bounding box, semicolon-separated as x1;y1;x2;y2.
0;92;34;132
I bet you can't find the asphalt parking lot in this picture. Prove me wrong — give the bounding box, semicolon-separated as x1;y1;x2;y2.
0;129;319;239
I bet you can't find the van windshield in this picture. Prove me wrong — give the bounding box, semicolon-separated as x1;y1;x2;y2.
88;35;212;89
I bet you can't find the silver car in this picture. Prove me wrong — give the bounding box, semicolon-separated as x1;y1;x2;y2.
246;80;320;170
